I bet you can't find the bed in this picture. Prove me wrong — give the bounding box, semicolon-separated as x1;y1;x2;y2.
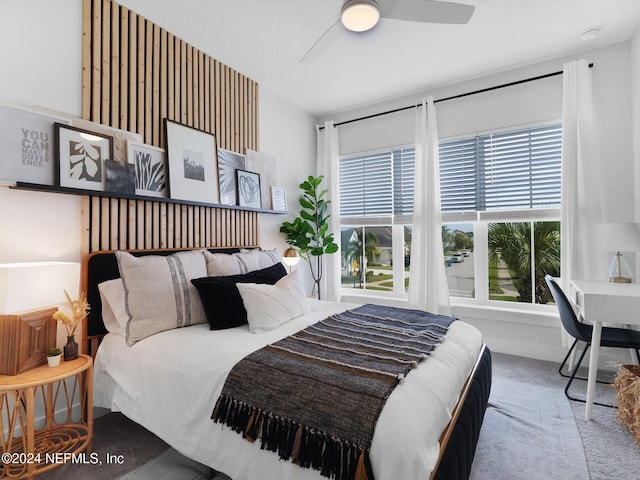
84;247;491;480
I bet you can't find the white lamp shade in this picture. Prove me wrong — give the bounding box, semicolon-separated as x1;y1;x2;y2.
597;222;640;252
0;261;80;314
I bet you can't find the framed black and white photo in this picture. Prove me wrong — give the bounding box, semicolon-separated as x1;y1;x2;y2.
236;169;261;209
105;159;135;195
0;104;70;185
217;148;246;205
271;186;287;212
165;119;219;204
127;141;167;198
56;123;113;192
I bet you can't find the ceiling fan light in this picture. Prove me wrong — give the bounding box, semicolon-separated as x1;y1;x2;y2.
341;0;380;32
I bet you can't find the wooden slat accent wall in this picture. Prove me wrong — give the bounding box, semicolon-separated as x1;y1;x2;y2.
80;0;260;253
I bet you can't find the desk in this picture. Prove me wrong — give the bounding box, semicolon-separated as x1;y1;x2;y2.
569;280;640;420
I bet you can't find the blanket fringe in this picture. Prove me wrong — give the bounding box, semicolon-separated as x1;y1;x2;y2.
212;394;373;480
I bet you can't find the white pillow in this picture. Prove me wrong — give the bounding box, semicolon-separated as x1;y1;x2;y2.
98;278;127;335
237;269;310;334
116;250;208;346
203;249;280;276
236;249;280;271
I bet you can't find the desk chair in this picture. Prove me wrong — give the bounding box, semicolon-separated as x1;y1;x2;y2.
545;275;640;406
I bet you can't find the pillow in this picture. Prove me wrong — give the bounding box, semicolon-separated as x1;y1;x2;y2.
191;262;287;330
203;251;244;276
116;250;208;346
98;278;127;335
237;269;310;334
202;249;280;276
234;249;280;272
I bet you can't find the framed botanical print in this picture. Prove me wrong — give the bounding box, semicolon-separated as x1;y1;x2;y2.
165;119;219;204
217;148;246;205
55;123;113;191
236;169;261;209
127;141;167;198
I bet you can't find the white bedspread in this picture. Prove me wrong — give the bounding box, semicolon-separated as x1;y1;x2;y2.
94;300;483;480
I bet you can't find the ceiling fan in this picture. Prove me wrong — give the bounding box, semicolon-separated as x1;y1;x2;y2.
301;0;475;63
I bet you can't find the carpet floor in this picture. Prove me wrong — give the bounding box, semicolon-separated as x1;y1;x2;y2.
44;352;640;480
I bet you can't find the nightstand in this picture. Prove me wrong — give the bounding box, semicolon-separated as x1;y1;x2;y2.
0;354;93;479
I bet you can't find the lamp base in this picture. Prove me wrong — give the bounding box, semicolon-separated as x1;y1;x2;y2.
610;276;632;283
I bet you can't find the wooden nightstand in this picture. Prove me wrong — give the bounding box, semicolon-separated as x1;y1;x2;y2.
0;354;93;479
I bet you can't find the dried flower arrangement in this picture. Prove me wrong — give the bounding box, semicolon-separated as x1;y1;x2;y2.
53;290;90;337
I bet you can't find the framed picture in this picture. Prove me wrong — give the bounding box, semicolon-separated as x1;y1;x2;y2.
55;123;113;192
165;119;219;204
236;169;261;209
127;141;167;198
246;149;277;210
105;159;135;195
0;104;71;186
271;186;287;212
217;148;246;205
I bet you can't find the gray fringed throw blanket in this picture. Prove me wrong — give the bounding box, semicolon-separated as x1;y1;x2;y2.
211;304;455;480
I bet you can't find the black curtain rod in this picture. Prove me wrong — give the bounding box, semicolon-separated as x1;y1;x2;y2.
320;63;594;130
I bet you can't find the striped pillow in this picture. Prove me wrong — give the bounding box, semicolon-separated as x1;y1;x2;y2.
116;250;207;346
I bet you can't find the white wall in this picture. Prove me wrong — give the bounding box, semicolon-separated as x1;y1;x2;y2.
258;89;318;292
0;1;317;285
322;42;636;364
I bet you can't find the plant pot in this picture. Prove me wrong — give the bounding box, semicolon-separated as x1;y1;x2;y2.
47;354;61;367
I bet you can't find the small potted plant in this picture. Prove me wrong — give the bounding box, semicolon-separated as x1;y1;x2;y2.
47;347;62;367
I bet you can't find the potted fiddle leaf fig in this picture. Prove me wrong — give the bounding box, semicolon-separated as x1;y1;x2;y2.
280;175;338;300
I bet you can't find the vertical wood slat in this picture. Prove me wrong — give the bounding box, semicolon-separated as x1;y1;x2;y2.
82;0;261;255
119;5;128;131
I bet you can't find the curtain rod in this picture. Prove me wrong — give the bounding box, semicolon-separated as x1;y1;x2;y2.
320;63;594;130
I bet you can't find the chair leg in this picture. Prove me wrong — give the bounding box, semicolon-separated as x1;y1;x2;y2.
559;339;609;385
635;349;640;364
563;343;615;408
559;339;578;377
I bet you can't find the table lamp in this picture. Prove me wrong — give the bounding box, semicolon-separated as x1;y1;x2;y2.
282;247;300;273
598;223;640;283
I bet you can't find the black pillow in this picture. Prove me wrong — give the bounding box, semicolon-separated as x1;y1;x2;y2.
191;262;287;330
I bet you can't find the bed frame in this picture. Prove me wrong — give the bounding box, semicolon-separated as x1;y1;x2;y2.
82;247;491;480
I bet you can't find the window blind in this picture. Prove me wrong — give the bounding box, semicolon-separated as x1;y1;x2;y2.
339;123;561;218
440;124;562;212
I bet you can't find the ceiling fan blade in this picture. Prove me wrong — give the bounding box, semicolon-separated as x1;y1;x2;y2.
380;0;475;25
300;19;345;63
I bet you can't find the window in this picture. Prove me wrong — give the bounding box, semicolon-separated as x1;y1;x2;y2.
340;149;414;296
338;123;561;305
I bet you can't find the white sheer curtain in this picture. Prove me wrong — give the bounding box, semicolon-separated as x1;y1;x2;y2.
316;121;341;302
408;97;451;315
560;59;602;344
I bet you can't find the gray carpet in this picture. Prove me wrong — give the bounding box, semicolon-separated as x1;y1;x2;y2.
45;352;640;480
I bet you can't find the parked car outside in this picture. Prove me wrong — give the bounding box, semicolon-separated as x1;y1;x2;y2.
451;253;464;263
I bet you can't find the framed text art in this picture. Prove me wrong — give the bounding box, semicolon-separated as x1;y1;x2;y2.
165;119;219;204
55;123;113;192
270;186;287;212
127;141;167;198
0;104;70;186
236;169;261;209
217;148;246;205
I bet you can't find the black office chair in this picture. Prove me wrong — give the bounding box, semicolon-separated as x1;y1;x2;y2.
545;274;640;406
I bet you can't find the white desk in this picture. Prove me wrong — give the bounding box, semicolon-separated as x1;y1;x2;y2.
569;280;640;420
